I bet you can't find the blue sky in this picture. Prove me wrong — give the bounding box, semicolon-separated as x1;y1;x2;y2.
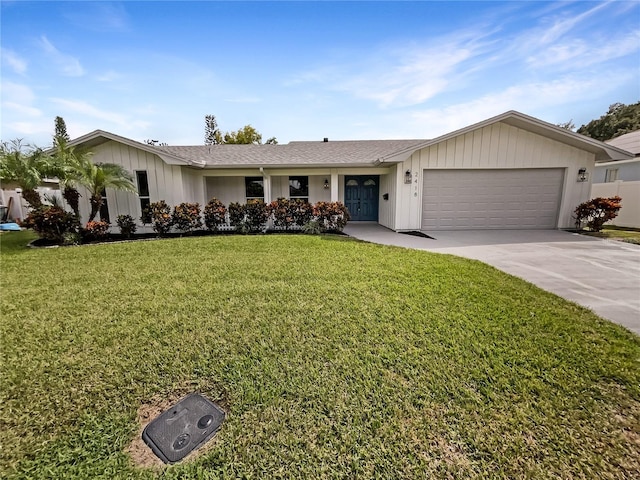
1;1;639;147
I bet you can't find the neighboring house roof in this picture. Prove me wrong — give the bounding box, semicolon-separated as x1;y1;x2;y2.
63;111;634;169
605;130;640;156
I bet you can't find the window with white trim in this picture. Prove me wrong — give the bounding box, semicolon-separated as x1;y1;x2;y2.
289;176;309;202
605;168;619;183
99;188;110;223
136;171;151;223
245;177;264;200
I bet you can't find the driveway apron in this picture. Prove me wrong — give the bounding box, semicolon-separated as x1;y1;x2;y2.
343;224;640;335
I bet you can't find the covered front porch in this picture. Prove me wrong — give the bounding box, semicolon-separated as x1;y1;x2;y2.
200;167;394;223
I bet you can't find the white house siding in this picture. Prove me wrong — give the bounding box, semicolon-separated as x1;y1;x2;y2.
394;122;595;231
593;159;640;183
378;165;397;229
81;141;184;228
205;174;247;205
181;168;206;205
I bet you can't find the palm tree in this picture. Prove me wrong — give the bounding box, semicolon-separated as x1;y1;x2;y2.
0;140;52;209
75;157;137;222
49;136;88;217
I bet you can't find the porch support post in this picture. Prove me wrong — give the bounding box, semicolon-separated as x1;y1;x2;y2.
330;170;339;202
260;167;271;203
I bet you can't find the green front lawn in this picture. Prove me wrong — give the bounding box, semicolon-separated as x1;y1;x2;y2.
581;226;640;245
1;231;638;479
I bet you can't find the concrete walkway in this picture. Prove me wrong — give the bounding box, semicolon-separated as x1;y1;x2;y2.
343;223;640;335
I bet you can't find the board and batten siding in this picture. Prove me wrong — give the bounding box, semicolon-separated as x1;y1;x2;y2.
394;122;595;230
78;141;184;227
378;165;397;229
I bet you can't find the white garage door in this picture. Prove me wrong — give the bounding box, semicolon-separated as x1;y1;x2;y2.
422;169;564;230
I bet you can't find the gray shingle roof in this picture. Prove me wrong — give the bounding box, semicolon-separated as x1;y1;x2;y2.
156;139;427;167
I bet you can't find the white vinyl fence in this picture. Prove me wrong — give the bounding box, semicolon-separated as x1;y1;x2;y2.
591;180;640;228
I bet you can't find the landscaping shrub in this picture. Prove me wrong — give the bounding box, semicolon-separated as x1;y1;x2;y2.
292;199;313;226
204;198;227;231
82;220;110;242
62;231;81;246
267;198;295;229
301;219;323;235
228;202;246;227
245;199;269;232
313;201;350;232
172;202;202;233
23;206;77;243
147;200;172;235
574;196;622;232
116;214;137;238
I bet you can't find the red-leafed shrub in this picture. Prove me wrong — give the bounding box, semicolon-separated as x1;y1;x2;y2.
245;199;268;232
292;199;313;226
147;200;172;235
574;196;622;232
172;202;202;233
228;202;245;227
83;220;110;241
204;198;227;231
313;201;350;232
267;198;295;229
23;206;78;243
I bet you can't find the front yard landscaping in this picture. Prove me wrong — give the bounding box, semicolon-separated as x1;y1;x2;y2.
1;230;638;479
581;226;640;245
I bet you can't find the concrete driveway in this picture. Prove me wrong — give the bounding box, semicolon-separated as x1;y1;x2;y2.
343;224;640;335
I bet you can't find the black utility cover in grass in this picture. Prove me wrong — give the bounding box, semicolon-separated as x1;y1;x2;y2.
142;393;225;464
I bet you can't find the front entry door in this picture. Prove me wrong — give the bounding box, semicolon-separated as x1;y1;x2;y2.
344;175;379;221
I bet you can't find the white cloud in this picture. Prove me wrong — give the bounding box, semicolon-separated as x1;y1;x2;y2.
1;81;36;105
223;96;261;104
3;102;42;118
1;48;27;74
96;70;123;82
527;30;640;69
290;31;493;109
407;72;634;139
64;3;130;32
51;98;128;125
50;98;151;135
4;120;52;137
39;36;85;77
536;1;609;45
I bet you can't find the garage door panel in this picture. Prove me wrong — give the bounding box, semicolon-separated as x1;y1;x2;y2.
422;169;564;230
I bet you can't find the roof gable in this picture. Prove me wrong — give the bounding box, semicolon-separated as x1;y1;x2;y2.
387;111;632;163
63;130;204;167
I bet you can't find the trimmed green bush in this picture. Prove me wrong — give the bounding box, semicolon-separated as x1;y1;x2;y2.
116;214;137;238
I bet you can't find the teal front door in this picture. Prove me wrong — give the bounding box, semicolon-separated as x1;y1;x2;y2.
344;176;379;221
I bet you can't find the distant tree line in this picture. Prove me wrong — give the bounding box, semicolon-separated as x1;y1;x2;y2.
576;101;640;141
204;114;277;145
